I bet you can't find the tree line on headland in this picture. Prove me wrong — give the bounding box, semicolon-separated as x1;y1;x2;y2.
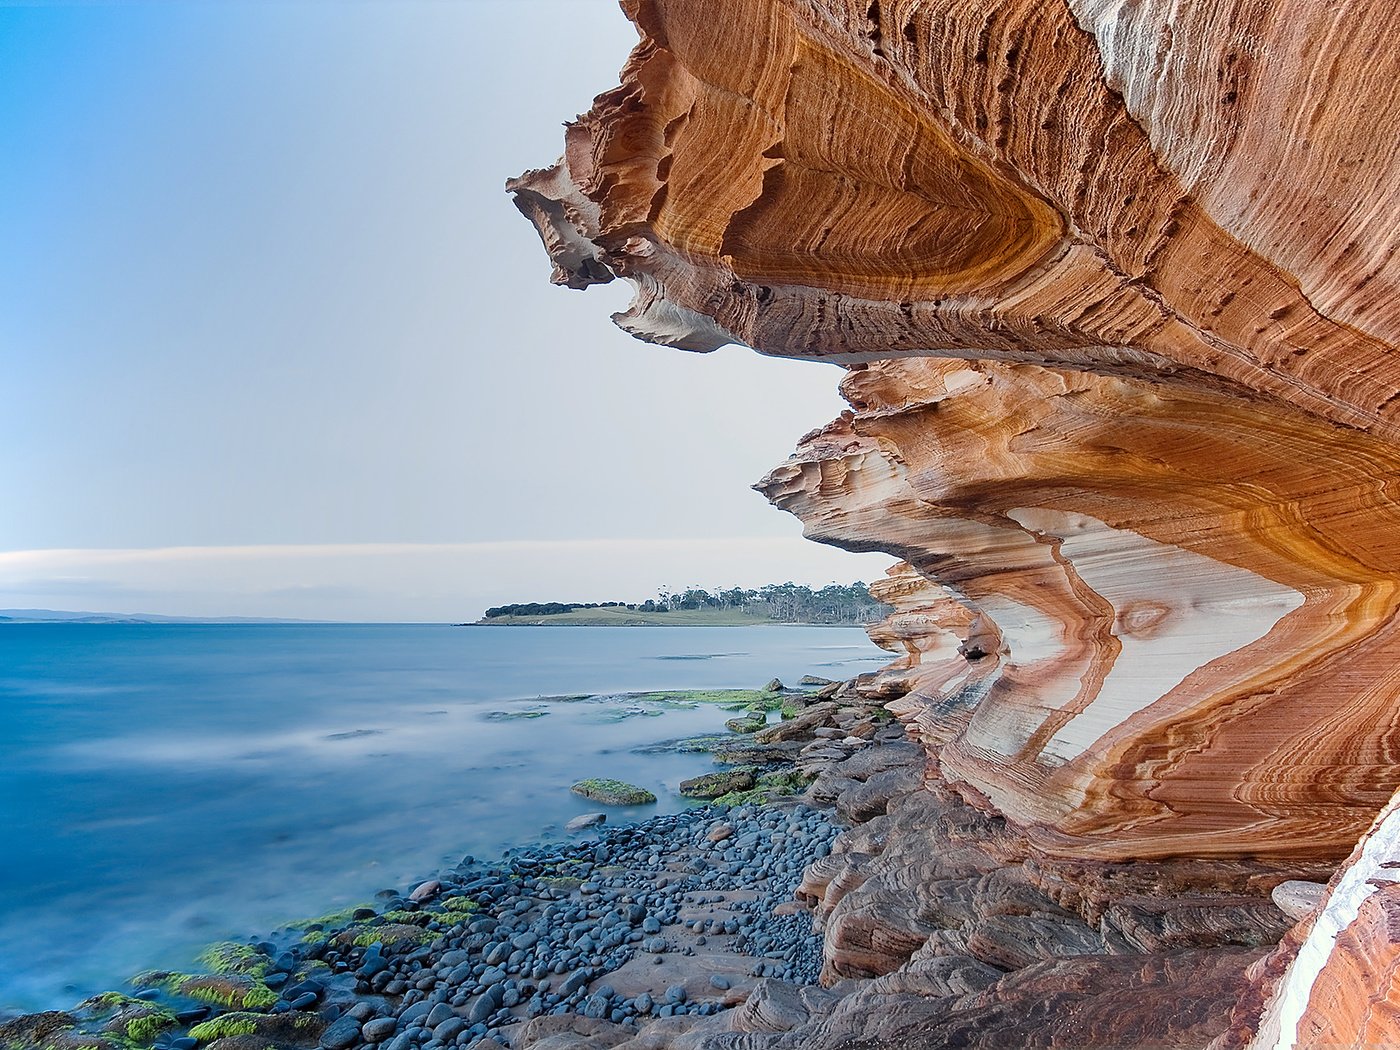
482;582;892;625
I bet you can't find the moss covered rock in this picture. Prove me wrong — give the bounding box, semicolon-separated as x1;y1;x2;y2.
712;740;804;766
678;768;757;799
438;895;479;915
713;769;815;807
133;972;277;1011
35;1033;122;1050
569;779;656;805
0;1011;77;1050
335;922;431;949
206;1037;280;1050
189;1010;325;1045
196;942;271;978
621;689;779;712
724;715;767;733
98;1002;177;1045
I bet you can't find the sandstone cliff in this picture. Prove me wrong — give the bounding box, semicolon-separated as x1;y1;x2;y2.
511;1;1400;1045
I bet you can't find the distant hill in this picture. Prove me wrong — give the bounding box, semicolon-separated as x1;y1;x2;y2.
469;607;786;627
0;609;322;625
475;582;892;627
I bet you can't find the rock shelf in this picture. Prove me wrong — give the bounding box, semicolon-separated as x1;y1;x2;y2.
508;0;1400;1040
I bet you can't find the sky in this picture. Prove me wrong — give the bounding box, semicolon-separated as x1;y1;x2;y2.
0;0;889;620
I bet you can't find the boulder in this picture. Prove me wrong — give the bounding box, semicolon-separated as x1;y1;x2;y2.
678;769;756;799
566;812;607;831
569;779;657;805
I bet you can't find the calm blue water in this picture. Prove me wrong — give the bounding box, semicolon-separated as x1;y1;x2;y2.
0;623;887;1012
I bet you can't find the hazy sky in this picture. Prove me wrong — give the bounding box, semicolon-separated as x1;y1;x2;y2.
1;1;888;620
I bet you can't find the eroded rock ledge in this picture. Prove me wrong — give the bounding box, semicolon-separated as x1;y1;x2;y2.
511;0;1400;1045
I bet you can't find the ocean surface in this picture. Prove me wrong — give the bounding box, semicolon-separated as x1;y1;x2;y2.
0;623;888;1012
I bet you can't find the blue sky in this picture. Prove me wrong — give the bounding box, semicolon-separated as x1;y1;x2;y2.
0;1;884;619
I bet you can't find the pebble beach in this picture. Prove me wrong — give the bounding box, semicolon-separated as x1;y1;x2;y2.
2;672;911;1050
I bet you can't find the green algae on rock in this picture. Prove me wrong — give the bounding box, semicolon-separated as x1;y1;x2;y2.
438;895;479;914
188;1011;324;1045
132;972;277;1012
725;715;767;733
570;778;657;805
560;688;784;714
632;733;734;756
713;770;816;808
0;1011;79;1050
482;709;548;721
337;923;433;949
107;1007;177;1046
195;942;270;978
373;908;432;925
283;906;365;931
679;768;757;799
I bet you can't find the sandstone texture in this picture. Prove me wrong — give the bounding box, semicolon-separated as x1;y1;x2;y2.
1231;792;1400;1050
513;0;1400;1045
512;733;1300;1050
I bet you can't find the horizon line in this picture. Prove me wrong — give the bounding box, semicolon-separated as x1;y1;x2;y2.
0;536;846;568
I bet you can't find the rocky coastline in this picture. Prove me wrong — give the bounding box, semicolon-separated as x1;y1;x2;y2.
0;678;906;1050
502;0;1400;1037
5;664;1373;1050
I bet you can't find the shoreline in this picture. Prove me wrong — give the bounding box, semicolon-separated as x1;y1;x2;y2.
463;620;874;629
19;801;841;1050
2;663;1301;1050
2;678;904;1050
1;625;891;1019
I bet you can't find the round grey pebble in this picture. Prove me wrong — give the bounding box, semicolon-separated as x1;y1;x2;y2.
362;1016;399;1042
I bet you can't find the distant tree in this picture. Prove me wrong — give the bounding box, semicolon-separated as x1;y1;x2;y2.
484;581;892;624
678;587;714;609
484;602;579;618
722;587;755;609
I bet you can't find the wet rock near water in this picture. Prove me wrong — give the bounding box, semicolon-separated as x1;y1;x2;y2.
1;677;928;1050
677;770;754;800
564;813;607;832
568;779;657;806
17;793;842;1050
9;666;1299;1050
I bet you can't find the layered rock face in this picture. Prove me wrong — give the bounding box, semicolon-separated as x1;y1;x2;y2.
512;0;1400;1044
758;357;1400;862
1214;790;1400;1050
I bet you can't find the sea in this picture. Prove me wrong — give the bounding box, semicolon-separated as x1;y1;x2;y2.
0;623;889;1013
